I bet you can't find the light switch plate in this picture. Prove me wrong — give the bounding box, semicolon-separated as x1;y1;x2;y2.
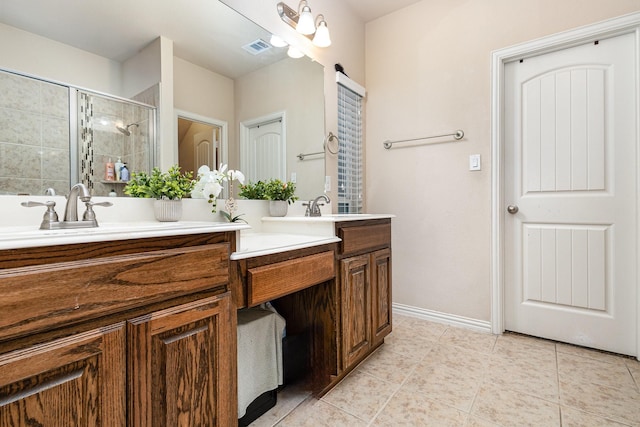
291;172;297;183
324;176;331;192
469;154;481;171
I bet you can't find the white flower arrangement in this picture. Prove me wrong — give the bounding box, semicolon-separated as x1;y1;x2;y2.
191;164;245;213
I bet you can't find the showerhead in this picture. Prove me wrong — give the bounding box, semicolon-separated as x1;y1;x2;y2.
116;122;139;136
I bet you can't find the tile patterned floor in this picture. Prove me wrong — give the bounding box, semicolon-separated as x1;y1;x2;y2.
251;314;640;426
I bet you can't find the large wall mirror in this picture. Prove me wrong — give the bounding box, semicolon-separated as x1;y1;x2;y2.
0;0;326;200
0;69;156;197
175;3;326;200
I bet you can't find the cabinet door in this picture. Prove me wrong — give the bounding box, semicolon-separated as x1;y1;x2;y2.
128;292;235;427
340;255;371;369
0;323;126;426
371;248;392;346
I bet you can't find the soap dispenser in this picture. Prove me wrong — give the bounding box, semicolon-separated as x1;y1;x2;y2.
105;158;115;181
120;164;130;182
114;157;124;181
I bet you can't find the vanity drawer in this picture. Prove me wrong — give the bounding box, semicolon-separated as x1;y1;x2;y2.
0;243;230;342
338;223;391;256
247;251;335;307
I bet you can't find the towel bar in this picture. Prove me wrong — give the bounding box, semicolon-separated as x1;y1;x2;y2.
383;129;464;149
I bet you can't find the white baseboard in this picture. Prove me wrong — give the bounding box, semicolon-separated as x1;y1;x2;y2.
392;303;493;334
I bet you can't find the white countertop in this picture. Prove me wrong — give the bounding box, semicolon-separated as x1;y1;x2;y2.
0;212;392;257
260;214;395;237
0;221;249;250
231;232;340;260
261;213;394;223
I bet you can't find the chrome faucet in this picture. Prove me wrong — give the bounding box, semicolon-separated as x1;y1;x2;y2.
64;183;92;221
304;194;331;217
21;183;112;229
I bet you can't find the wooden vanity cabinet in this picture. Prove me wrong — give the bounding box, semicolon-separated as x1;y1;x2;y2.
0;322;126;426
0;232;236;427
337;220;392;372
128;292;234;427
230;243;339;394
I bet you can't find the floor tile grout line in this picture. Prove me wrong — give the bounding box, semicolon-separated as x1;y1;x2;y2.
319;366;404;425
364;361;421;426
373;326;473;424
366;326;480;425
313;328;440;426
555;342;563;425
274;320;640;426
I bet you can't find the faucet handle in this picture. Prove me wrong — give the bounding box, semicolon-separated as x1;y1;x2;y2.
86;201;113;208
82;201;113;221
302;201;312;216
21;200;59;228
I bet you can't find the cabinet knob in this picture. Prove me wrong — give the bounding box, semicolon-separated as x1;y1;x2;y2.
507;205;519;214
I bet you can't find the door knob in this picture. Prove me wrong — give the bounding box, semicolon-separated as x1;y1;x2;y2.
507;205;519;214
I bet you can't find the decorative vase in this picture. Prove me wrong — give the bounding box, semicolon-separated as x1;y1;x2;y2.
269;200;288;217
154;199;182;222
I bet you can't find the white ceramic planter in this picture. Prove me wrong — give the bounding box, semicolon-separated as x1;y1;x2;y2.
154;199;183;222
268;200;288;217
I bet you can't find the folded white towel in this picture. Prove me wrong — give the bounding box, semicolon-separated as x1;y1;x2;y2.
237;307;286;418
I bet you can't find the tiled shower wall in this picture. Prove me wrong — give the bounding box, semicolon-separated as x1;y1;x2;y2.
86;93;153;197
0;72;69;195
0;69;156;197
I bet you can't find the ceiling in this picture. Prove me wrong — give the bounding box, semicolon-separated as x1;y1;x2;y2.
342;0;422;23
0;0;417;78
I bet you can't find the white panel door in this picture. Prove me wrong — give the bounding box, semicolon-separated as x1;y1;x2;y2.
504;33;637;355
193;130;217;171
243;120;285;183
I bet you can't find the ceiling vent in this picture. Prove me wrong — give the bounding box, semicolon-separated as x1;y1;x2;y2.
242;39;272;55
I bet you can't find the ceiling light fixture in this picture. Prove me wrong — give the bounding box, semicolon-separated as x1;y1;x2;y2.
296;1;315;35
270;34;288;48
287;46;304;58
277;1;332;47
312;15;331;47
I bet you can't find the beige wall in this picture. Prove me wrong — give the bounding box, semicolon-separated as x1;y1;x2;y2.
173;57;235;168
235;57;325;199
0;23;122;95
365;0;640;322
221;0;366;202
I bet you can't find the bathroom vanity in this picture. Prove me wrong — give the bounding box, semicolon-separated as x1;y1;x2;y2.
232;216;393;395
0;225;243;426
0;213;392;425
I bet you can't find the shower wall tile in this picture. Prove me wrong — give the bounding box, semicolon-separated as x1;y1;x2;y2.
91;95;123;117
0;177;42;195
132;148;150;174
0;69;155;196
0;108;41;146
43;148;70;181
133;83;160;107
41;179;70;196
41;83;69;118
0;71;70;195
42;116;69;149
0;143;42;179
123;103;136;125
0;72;40;113
93;129;124;159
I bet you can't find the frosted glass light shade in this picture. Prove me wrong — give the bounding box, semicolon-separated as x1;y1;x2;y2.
312;20;331;47
270;34;288;47
296;5;316;35
287;46;304;58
